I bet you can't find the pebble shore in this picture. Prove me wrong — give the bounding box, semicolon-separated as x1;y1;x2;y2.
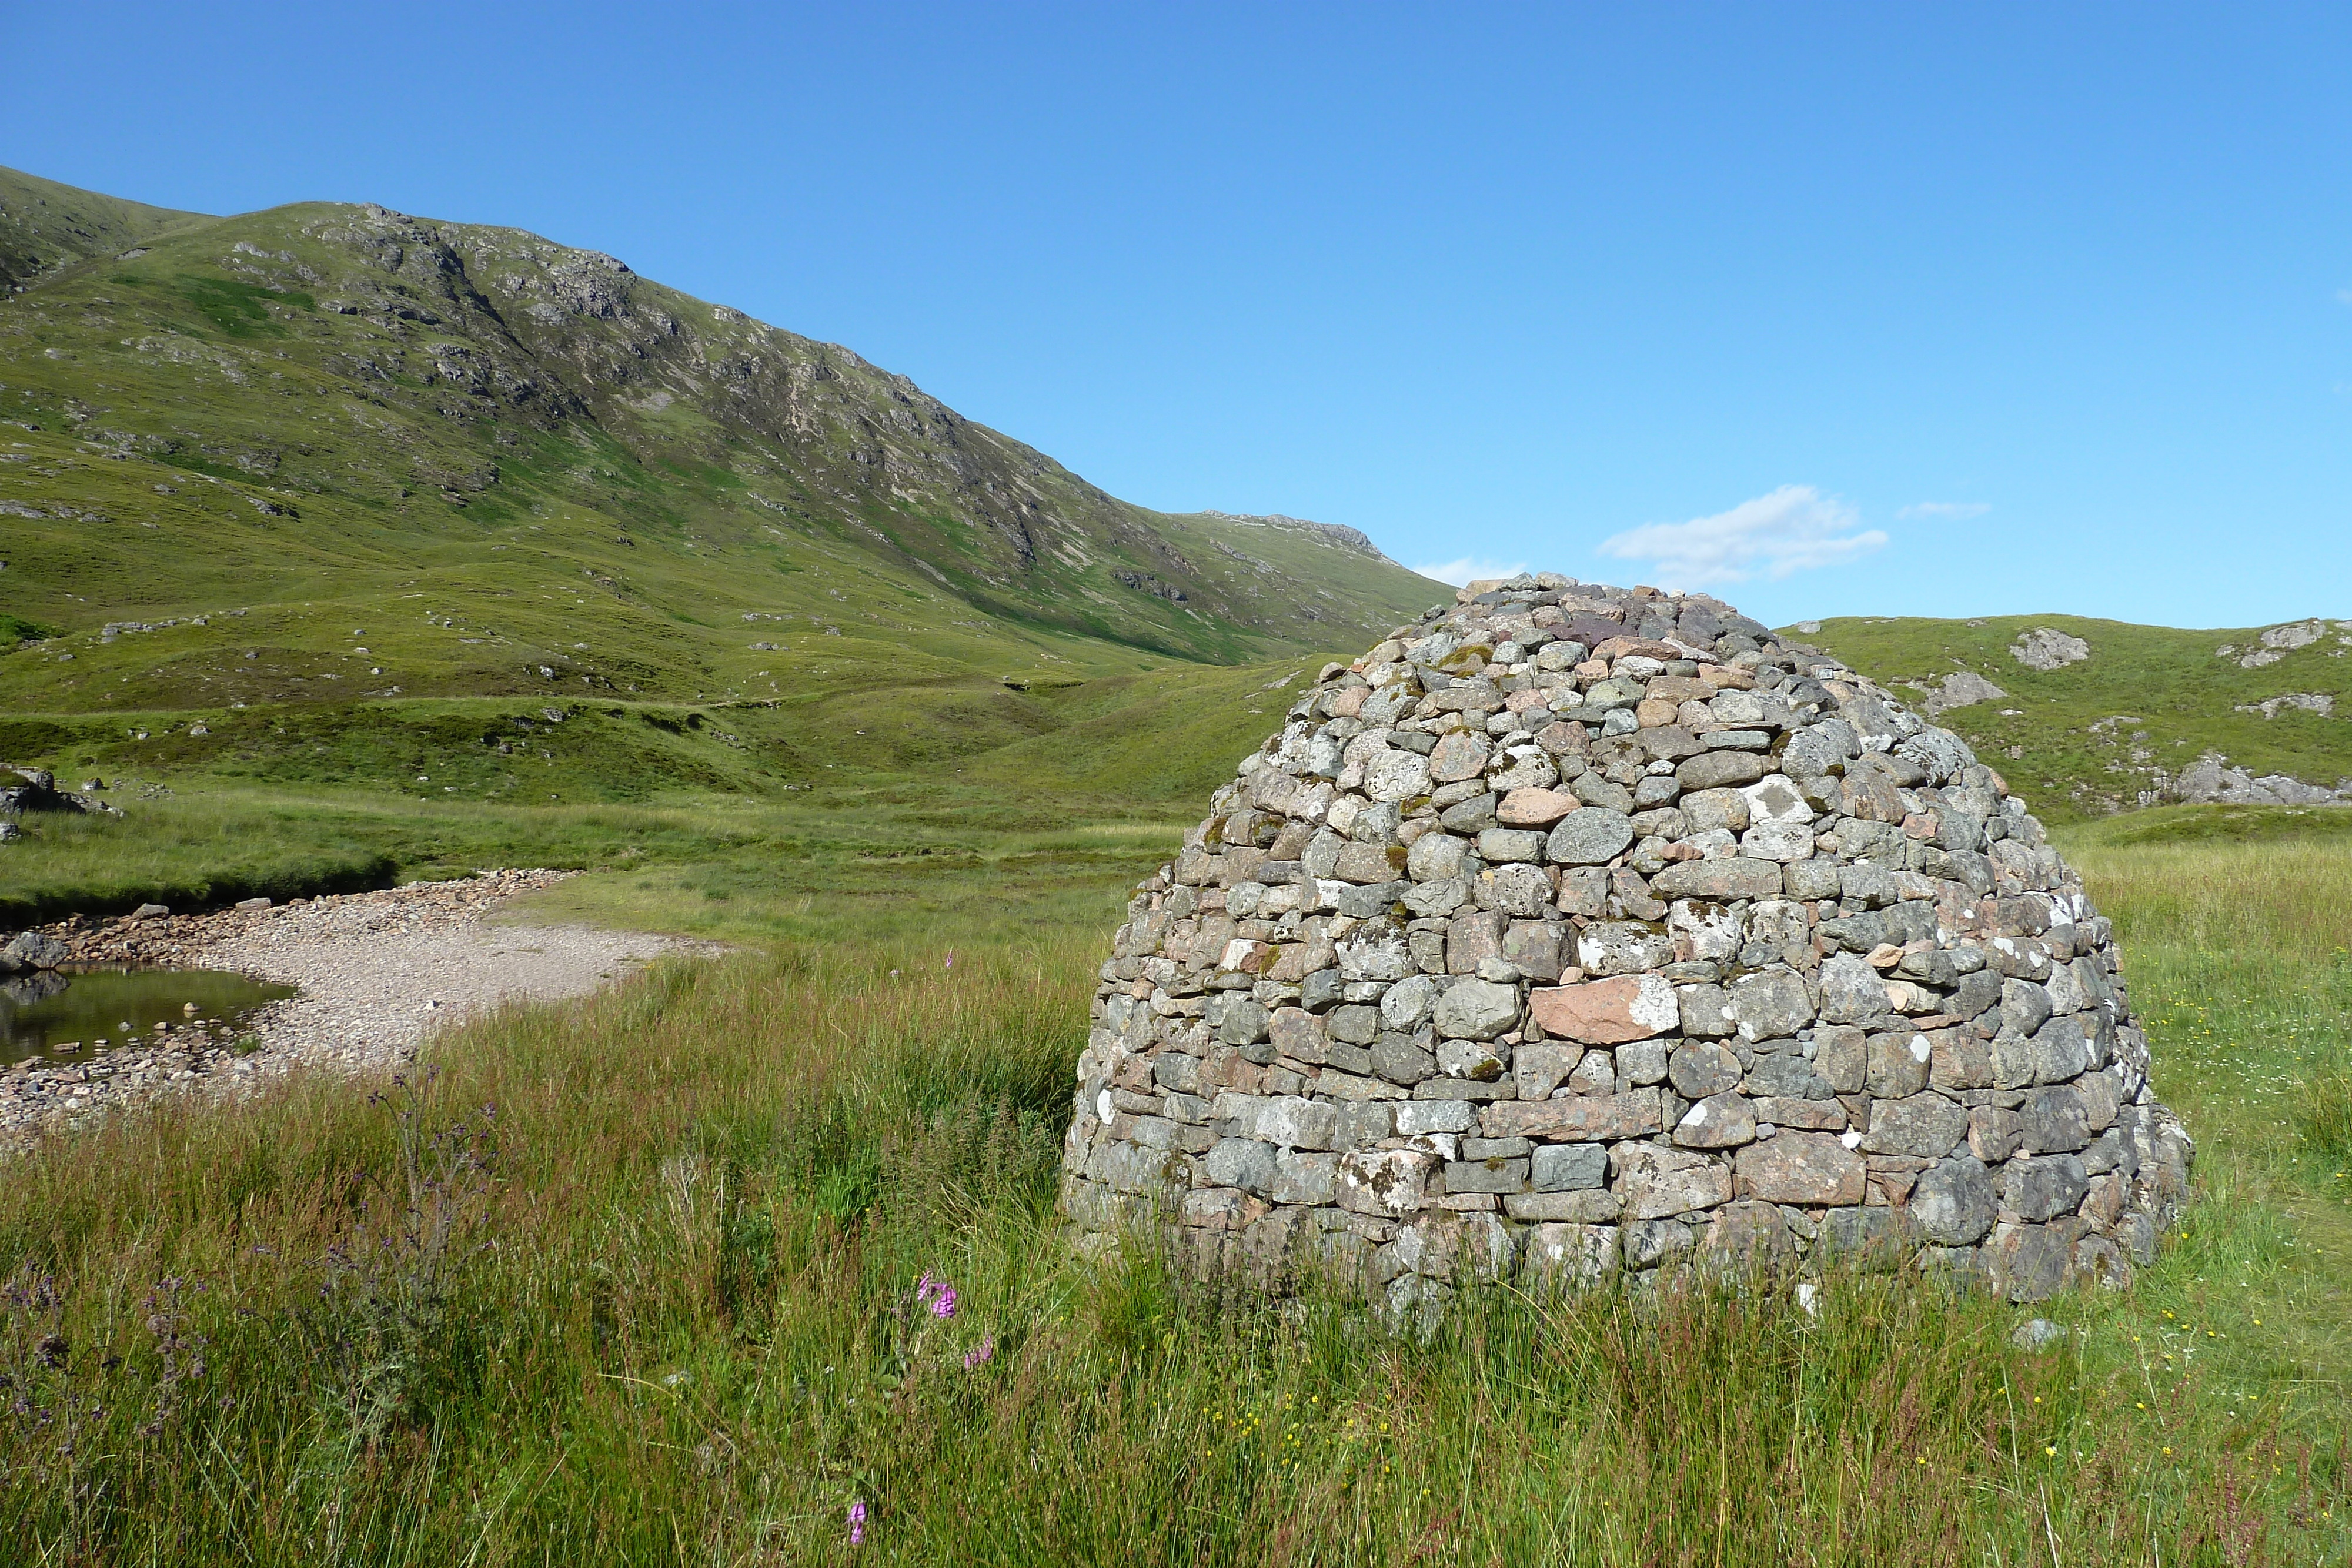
1;870;711;1145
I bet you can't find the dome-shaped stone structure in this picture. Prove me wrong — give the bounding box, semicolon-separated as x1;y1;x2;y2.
1061;574;2191;1307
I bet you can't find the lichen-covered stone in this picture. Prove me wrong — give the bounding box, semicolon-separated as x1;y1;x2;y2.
1058;573;2191;1304
1734;1131;1867;1205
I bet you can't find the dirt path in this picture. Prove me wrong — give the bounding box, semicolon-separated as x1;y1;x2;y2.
2;870;716;1142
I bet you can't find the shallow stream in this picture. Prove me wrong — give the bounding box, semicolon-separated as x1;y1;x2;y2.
0;967;296;1067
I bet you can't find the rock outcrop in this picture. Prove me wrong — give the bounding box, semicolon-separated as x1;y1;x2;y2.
1919;670;2007;717
0;930;70;974
2007;628;2092;671
0;767;119;843
2168;754;2347;807
2219;619;2348;669
2231;694;2333;721
1061;573;2192;1309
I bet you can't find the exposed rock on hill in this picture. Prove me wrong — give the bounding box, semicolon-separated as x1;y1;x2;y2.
0;766;112;820
2170;755;2344;807
2233;694;2333;721
2009;628;2090;671
1793;613;2352;820
1063;574;2191;1309
1919;670;2006;716
1201;511;1396;562
2219;619;2349;669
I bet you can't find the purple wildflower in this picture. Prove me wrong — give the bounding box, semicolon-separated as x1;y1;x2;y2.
916;1273;957;1318
848;1499;866;1546
964;1332;995;1370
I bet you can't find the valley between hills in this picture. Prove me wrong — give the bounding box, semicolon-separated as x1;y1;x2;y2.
5;162;2350;851
0;162;1440;835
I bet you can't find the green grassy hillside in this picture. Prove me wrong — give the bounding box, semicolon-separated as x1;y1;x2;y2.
1787;611;2352;822
0;165;1442;811
0;166;206;294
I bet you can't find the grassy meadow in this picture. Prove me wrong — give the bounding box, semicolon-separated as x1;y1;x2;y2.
0;647;1315;932
0;788;2346;1564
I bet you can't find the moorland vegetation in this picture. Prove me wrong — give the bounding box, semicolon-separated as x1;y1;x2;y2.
0;802;2344;1563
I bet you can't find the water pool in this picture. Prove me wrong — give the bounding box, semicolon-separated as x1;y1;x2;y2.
0;966;297;1067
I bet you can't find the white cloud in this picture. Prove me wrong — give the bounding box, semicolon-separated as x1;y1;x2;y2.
1413;556;1529;587
2337;287;2352;305
1898;500;1991;520
1596;485;1886;589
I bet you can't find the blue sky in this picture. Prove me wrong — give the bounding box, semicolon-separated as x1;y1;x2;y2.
8;4;2348;628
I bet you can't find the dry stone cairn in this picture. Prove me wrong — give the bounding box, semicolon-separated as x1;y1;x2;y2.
1061;573;2192;1310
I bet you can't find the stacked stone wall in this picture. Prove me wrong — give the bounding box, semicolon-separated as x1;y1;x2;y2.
1060;573;2193;1309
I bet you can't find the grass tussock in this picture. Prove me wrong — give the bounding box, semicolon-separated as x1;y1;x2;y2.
0;834;2344;1562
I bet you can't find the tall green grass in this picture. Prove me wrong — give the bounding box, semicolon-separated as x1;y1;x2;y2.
0;835;2346;1562
2066;826;2352;1191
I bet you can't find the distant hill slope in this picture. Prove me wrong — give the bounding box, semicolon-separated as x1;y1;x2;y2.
1786;612;2352;821
0;166;1442;800
0;166;206;294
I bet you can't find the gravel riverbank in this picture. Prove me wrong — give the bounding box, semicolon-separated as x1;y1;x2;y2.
1;870;716;1144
